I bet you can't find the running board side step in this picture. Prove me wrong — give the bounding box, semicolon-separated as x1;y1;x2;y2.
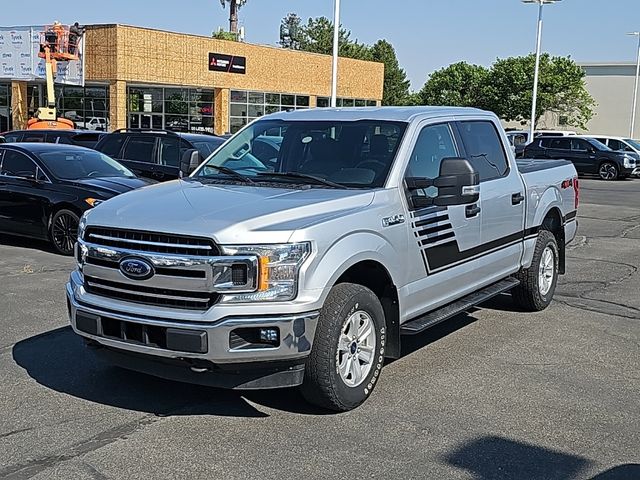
400;277;520;335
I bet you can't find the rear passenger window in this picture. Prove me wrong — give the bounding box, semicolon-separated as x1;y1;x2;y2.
549;138;571;150
23;133;45;143
158;137;184;167
122;137;156;163
1;150;37;177
98;136;125;158
457;121;508;181
571;139;588;151
608;139;623;151
405;123;458;179
3;133;21;143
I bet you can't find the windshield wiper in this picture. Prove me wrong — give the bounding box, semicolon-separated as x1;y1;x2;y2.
199;165;255;184
256;172;347;189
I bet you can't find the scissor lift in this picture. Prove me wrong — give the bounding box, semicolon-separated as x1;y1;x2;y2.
27;23;81;130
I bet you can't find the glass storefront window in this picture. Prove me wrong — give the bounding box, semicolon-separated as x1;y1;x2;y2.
25;83;110;130
126;86;215;133
317;97;378;108
229;90;311;134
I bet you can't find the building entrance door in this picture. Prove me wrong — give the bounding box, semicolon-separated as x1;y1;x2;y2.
129;113;163;130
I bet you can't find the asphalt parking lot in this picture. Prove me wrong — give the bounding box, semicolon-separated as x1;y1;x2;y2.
0;178;638;480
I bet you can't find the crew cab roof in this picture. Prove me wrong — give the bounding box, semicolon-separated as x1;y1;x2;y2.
264;106;489;123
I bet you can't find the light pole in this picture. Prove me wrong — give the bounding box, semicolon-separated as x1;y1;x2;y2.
330;0;341;107
522;0;561;142
627;32;640;138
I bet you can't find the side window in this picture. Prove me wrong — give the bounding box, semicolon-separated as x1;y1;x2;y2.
122;137;156;163
540;138;552;148
457;121;508;181
3;133;21;143
98;136;125;158
571;139;588;151
0;150;37;177
405;123;458;179
23;133;45;143
608;139;623;151
550;138;571;150
158;137;181;167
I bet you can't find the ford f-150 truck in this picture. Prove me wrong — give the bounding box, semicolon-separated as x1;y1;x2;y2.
66;107;579;411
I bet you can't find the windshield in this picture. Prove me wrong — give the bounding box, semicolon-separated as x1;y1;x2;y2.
624;138;640;151
587;138;612;151
194;119;407;188
38;150;134;180
192;139;225;158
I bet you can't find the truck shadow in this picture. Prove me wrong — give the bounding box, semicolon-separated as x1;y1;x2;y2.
12;326;327;418
0;233;57;256
443;435;640;480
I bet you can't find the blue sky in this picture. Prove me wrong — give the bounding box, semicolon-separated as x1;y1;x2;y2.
2;0;639;89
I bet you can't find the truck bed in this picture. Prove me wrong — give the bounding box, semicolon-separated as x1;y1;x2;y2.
516;158;572;173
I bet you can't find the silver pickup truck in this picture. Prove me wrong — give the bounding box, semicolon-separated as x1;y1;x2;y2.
67;107;579;411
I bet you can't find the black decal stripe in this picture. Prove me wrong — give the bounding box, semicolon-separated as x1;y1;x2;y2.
417;223;453;238
412;206;447;218
564;211;577;222
425;232;524;271
524;226;540;238
420;231;456;246
414;214;449;228
420;249;429;272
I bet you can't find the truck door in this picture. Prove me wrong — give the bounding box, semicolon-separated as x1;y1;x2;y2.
454;120;525;282
400;120;482;320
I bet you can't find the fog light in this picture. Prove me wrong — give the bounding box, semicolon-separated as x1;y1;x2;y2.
260;328;279;344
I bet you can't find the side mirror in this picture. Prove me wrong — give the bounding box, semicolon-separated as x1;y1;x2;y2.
180;149;201;177
0;136;5;144
406;157;480;209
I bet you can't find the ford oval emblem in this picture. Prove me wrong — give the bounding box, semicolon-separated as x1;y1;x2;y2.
119;257;154;280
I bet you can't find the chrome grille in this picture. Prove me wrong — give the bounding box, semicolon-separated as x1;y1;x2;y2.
84;227;218;256
78;227;257;311
84;276;217;310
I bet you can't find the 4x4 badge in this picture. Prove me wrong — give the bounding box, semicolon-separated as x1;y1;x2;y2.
382;214;405;227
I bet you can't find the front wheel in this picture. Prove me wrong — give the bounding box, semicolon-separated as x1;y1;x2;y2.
301;283;386;412
598;161;619;180
50;209;80;255
512;230;559;311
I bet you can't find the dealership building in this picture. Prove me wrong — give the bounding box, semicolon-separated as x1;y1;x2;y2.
0;24;384;134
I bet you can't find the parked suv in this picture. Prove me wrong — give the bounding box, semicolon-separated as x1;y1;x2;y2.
1;129;106;149
592;136;640;176
93;129;226;181
523;135;638;180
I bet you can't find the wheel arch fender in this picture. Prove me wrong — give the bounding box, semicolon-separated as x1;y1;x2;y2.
302;231;403;358
525;189;565;273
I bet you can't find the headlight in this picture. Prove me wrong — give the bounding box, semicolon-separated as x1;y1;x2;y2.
77;211;89;241
84;197;103;208
220;243;311;302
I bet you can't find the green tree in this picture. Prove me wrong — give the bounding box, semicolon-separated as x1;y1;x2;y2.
212;29;239;41
486;54;595;128
418;62;490;108
279;13;303;50
298;16;371;60
370;40;411;105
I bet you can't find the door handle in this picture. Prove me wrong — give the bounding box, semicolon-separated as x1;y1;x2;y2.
465;204;481;218
512;192;525;205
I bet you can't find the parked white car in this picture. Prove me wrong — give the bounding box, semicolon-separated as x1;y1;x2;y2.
76;117;110;131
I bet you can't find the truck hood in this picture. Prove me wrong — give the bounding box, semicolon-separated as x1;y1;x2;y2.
85;179;375;244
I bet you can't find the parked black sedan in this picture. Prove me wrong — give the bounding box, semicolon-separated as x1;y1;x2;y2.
0;143;151;255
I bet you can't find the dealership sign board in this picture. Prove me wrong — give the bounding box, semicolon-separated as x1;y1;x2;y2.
0;26;84;85
208;53;246;74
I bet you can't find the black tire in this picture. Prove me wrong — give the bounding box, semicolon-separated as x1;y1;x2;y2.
598;161;619;181
50;209;80;256
512;230;559;312
301;283;386;412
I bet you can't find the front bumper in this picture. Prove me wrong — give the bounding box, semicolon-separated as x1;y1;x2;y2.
66;273;319;368
631;167;640;177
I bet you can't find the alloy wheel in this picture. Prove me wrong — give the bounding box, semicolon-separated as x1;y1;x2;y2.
337;310;377;387
538;246;556;296
52;212;79;255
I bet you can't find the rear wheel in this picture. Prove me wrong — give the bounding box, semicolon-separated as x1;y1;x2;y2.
50;209;79;256
598;161;618;180
512;230;559;311
301;283;385;411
